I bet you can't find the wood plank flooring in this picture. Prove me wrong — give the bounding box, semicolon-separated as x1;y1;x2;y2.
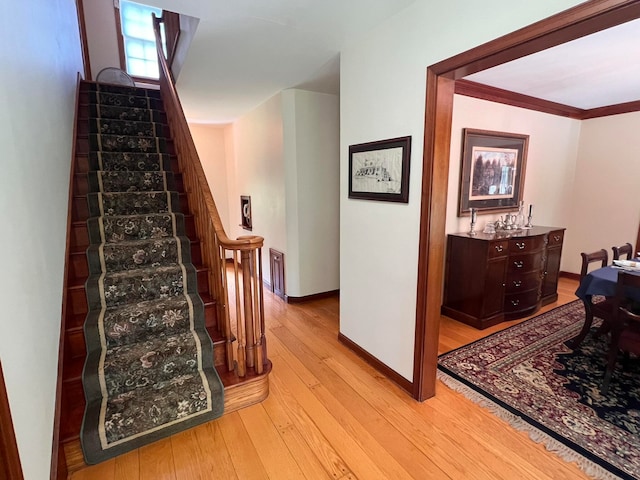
68;277;589;479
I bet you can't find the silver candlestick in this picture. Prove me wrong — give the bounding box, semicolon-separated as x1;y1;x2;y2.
469;208;477;236
525;204;533;228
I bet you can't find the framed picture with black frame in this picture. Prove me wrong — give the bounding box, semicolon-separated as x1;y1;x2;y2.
240;195;252;230
458;128;529;216
348;136;411;203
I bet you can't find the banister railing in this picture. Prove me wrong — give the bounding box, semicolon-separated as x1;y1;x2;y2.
161;11;180;67
152;12;267;377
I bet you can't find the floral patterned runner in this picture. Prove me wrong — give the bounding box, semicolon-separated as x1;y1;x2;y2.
87;170;174;193
88;152;171;172
438;301;639;480
88;103;166;123
88;133;167;153
88;118;164;138
80;83;224;465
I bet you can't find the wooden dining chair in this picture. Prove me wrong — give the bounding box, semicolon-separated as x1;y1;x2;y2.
579;249;614;336
612;242;634;261
580;249;608;279
601;271;640;394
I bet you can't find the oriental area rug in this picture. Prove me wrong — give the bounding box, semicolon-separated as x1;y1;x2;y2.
438;300;640;480
80;83;224;464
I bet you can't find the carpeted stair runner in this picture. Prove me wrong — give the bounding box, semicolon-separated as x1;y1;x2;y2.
80;83;224;464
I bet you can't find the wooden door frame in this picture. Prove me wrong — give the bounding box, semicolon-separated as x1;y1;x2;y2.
75;0;91;80
0;361;24;480
413;0;640;400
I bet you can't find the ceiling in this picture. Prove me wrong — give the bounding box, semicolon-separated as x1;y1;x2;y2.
146;0;416;123
145;1;640;123
464;17;640;110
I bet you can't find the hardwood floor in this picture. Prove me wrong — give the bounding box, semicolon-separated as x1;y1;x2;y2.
68;277;588;479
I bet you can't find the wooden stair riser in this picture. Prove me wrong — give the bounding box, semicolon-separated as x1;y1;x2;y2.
70;214;197;252
76;92;165;115
71;193;190;222
64;296;220;359
74;137;176;157
67;241;202;282
63;299;217;332
70;224;89;251
60;378;84;442
73;172;184;197
75;119;172;139
65;267;211;318
74;154;179;175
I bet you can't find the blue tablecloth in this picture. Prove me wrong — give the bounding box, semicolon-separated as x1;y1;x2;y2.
575;265;640;301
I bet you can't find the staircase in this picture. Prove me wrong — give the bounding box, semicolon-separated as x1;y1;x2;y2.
57;79;270;473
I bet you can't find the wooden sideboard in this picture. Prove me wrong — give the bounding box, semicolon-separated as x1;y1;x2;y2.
441;226;565;329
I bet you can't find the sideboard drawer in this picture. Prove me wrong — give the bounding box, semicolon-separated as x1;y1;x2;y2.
507;251;543;273
508;236;545;253
504;289;540;313
505;271;541;293
488;240;509;258
548;230;564;246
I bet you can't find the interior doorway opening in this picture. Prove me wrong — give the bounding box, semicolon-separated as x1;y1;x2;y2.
412;0;640;401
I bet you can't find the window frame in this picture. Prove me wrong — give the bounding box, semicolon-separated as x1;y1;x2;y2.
114;0;164;84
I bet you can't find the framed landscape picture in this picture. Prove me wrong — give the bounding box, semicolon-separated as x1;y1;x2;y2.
458;129;529;216
348;136;411;203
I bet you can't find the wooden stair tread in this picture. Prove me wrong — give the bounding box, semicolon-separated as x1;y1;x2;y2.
64;326;225;379
61;361;271;448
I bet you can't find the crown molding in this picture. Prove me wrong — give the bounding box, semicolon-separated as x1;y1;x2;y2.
455;79;640;120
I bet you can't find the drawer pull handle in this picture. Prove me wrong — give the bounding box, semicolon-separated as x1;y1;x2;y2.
515;242;525;250
553;235;561;242
513;280;522;287
511;299;520;306
514;261;524;268
495;245;503;252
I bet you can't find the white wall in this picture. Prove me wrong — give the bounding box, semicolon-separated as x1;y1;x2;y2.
228;94;287;284
188;123;232;232
564;112;640;272
0;0;83;478
172;14;200;79
282;90;340;297
227;90;340;296
447;95;582;271
340;0;584;381
83;0;121;79
448;97;640;276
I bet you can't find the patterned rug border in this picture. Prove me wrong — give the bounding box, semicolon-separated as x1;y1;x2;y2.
437;301;630;480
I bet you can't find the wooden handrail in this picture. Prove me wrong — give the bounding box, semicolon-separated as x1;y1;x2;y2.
162;11;180;67
152;12;267;376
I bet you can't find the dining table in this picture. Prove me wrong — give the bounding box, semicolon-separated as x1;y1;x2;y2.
567;263;640;349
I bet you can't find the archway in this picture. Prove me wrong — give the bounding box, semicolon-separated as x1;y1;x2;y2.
412;0;640;400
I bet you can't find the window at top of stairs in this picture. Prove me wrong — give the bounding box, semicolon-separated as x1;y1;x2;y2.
118;0;166;80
